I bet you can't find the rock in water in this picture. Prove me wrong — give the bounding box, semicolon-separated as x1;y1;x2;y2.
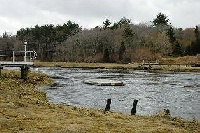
83;79;124;86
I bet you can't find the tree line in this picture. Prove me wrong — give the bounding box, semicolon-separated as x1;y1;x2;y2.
0;13;199;62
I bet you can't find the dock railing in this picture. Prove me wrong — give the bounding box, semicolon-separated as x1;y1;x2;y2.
0;50;37;67
0;49;37;80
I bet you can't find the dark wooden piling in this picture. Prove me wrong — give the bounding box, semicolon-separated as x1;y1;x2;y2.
131;99;138;115
104;99;111;113
164;109;170;116
0;65;3;78
21;65;29;80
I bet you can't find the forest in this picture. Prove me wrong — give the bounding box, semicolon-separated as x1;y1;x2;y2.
0;13;200;63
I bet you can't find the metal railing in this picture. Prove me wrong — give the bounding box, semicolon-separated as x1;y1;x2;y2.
0;49;37;67
12;50;37;62
0;50;37;62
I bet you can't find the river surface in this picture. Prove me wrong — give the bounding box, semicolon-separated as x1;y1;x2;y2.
33;67;200;120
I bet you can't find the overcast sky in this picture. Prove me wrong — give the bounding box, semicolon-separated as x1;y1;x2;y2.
0;0;200;35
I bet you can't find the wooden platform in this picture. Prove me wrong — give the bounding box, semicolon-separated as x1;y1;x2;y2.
83;79;124;86
0;61;34;67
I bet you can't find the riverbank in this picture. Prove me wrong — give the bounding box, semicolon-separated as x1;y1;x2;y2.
34;61;200;72
34;56;200;72
0;70;199;132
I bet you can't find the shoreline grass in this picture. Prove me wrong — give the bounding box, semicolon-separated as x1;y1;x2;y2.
0;70;199;132
34;61;200;72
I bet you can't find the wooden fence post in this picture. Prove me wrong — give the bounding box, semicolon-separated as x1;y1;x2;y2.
131;99;138;115
104;99;111;113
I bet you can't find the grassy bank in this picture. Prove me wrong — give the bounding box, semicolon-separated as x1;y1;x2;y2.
34;61;140;69
34;61;200;72
0;70;199;132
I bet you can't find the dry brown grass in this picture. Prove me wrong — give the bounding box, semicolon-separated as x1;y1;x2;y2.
0;70;199;133
34;61;140;69
34;57;200;72
160;55;200;65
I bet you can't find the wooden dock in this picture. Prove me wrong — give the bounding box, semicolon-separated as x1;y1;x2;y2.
0;61;34;67
0;48;36;67
0;47;36;79
0;61;34;80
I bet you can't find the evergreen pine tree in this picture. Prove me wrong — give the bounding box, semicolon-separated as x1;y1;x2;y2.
153;12;169;26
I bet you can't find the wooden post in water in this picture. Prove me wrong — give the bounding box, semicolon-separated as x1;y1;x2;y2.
21;65;29;80
104;99;111;113
131;99;138;115
0;65;3;78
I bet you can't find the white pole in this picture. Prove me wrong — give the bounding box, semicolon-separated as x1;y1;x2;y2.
24;41;27;62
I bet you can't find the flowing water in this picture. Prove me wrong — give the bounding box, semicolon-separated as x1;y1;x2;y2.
33;67;200;120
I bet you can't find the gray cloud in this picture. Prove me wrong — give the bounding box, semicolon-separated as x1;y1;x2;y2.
0;0;200;35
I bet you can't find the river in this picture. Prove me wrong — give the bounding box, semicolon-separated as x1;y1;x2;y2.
34;67;200;120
